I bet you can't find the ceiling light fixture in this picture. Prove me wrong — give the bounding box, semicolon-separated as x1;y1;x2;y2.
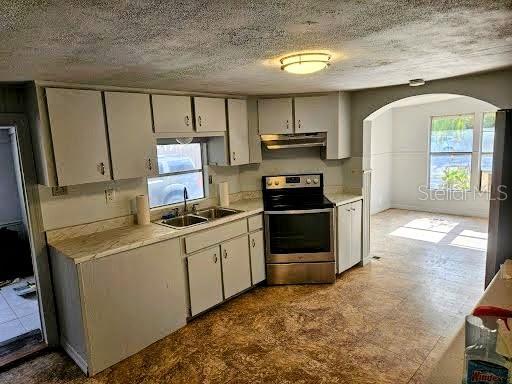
280;52;331;74
409;78;426;87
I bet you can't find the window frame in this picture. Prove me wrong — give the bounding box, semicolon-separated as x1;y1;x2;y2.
148;139;209;209
427;113;475;192
478;111;496;192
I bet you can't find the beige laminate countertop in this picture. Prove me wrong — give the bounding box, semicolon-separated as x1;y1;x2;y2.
427;273;512;383
48;198;263;264
324;192;363;206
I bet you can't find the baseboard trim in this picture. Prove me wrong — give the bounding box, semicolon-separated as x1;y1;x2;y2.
389;203;488;218
61;337;88;375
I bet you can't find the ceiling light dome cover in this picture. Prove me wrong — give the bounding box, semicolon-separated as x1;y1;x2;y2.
280;52;331;74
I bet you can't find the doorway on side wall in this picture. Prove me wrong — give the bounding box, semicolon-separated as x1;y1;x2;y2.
363;93;498;303
0;124;45;367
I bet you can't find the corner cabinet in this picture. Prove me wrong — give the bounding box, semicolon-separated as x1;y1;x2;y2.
194;97;227;132
50;238;187;376
104;92;157;180
45;88;112;185
207;98;250;166
337;200;362;274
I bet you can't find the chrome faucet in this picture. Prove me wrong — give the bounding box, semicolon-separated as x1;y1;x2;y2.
183;187;189;214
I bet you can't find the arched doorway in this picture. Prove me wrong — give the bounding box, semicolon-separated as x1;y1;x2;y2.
362;93;499;293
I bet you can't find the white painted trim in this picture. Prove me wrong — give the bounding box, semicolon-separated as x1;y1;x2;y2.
61;337;88;375
390;203;488;218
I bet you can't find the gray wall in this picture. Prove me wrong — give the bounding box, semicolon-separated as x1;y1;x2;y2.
0;129;23;225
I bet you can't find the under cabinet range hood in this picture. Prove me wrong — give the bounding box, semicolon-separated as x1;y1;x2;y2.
260;133;326;150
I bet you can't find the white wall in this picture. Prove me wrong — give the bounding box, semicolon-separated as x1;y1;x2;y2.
368;96;497;218
369;109;393;214
0;129;23;225
239;147;346;191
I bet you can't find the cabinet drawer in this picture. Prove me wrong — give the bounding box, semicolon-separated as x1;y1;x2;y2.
185;220;247;254
247;214;263;232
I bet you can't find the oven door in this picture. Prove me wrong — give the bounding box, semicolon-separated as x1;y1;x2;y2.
264;208;334;263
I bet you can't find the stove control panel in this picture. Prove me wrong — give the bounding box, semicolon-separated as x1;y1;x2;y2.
263;174;322;190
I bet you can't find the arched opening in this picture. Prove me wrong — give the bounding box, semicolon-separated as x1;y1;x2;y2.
362;93;499;293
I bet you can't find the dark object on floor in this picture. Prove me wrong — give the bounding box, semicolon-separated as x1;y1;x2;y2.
0;227;32;281
13;281;36;296
0;329;45;369
372;256;381;260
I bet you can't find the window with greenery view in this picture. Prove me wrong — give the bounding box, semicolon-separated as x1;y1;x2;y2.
480;112;495;192
429;114;474;191
147;143;205;208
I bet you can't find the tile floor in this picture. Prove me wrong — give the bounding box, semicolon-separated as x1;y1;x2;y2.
0;209;487;383
0;277;41;345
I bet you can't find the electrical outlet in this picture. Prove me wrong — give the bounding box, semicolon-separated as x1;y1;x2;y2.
105;188;115;204
208;175;213;184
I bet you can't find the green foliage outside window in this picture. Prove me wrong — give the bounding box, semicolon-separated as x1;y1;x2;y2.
441;167;470;191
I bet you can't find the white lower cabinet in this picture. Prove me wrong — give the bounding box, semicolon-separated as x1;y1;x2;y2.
249;230;265;284
50;238;187;376
337;200;363;273
187;246;224;316
221;236;252;299
185;217;263;316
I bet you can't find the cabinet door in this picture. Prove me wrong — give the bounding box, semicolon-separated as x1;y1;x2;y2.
187;246;223;316
194;97;226;132
80;239;186;375
294;95;331;133
249;230;265;285
257;98;293;134
227;99;249;165
45;88;111;185
105;92;156;180
337;203;352;273
350;200;363;267
221;236;251;299
152;94;193;133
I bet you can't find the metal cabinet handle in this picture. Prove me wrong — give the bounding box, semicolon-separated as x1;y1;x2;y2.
251;238;256;247
147;158;152;171
98;162;105;175
223;249;228;259
198;115;202;127
185;115;190;126
213;253;218;263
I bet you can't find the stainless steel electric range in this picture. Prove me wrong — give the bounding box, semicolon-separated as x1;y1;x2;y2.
262;173;336;285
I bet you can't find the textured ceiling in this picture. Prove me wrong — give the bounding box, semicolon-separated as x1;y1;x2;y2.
1;1;511;94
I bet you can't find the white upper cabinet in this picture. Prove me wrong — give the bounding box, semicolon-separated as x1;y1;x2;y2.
258;98;293;134
104;92;156;180
45;88;111;186
227;99;249;165
294;96;331;133
152;94;193;133
194;97;226;132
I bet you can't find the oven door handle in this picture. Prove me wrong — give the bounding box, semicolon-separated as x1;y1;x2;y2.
264;208;333;215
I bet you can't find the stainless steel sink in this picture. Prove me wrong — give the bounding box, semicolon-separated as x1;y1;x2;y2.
161;214;208;228
157;206;243;229
194;207;242;220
